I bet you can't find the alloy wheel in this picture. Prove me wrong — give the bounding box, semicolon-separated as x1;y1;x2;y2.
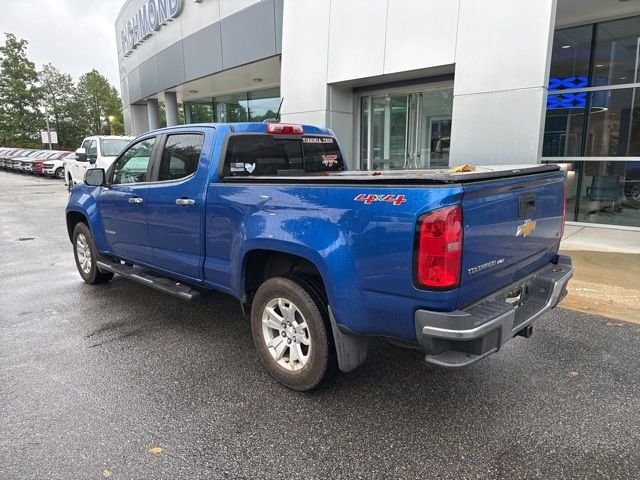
261;297;311;371
76;233;92;274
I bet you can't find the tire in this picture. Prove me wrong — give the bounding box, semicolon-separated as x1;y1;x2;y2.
55;167;64;180
72;222;113;284
627;184;640;208
67;178;74;193
250;275;336;391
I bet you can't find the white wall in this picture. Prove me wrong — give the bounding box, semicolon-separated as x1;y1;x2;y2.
450;0;557;165
281;0;558;168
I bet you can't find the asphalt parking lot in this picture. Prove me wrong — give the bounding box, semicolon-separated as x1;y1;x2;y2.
1;171;640;480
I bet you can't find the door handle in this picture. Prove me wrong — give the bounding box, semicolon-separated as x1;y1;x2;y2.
129;197;143;204
176;198;195;206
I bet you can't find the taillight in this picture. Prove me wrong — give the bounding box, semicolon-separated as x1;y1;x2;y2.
414;205;462;290
266;123;304;135
560;183;567;238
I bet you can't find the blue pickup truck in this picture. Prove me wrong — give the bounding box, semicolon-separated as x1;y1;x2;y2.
66;122;573;391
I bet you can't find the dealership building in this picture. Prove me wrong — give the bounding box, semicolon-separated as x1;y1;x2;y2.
115;0;640;229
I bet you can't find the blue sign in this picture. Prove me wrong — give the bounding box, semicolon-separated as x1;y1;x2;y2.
547;76;588;109
548;76;588;91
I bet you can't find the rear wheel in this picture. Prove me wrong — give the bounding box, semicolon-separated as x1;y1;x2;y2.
67;177;74;193
250;275;336;391
72;223;113;284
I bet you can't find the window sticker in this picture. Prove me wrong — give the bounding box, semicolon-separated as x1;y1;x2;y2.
321;154;338;167
230;162;245;172
303;137;335;144
244;163;256;173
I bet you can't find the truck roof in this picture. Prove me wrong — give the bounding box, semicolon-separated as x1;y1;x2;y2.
146;122;334;137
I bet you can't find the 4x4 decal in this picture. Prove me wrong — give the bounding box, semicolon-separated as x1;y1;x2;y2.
354;194;406;206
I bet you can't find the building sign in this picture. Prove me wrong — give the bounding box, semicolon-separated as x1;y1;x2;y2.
120;0;184;57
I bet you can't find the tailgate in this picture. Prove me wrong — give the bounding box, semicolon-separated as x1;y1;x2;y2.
457;170;565;308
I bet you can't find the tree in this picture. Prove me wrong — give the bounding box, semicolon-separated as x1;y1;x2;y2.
39;63;81;149
0;33;43;147
76;70;124;136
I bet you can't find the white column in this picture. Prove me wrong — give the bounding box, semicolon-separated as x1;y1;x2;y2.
164;91;179;127
130;104;150;135
449;0;557;166
147;98;160;130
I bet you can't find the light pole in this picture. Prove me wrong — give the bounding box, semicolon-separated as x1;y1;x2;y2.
107;115;116;136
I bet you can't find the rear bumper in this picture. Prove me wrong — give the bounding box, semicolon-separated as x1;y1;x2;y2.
414;255;573;368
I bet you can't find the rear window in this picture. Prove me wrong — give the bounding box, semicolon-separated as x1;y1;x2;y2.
223;134;344;177
101;138;131;157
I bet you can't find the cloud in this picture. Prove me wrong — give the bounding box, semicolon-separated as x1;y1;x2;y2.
0;0;122;89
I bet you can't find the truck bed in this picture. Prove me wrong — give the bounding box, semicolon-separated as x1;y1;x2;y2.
222;164;560;184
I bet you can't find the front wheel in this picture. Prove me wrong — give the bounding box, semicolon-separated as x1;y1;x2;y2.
55;167;64;179
627;184;640;208
72;223;113;284
67;178;74;193
250;275;336;391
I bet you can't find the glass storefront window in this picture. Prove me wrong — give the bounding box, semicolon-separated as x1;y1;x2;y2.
549;25;592;90
184;88;281;125
360;97;369;169
559;161;640;228
546;17;640;160
186;101;214;123
247;87;281;122
587;88;640;156
215;93;249;123
593;16;640;87
359;85;453;170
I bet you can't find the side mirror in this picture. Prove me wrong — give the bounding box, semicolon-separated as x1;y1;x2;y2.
88;156;97;165
85;168;106;187
75;147;87;163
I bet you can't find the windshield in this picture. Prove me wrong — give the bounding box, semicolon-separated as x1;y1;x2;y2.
101;139;131;157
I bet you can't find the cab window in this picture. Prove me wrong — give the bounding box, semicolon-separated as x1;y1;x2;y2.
112;137;156;184
157;134;204;181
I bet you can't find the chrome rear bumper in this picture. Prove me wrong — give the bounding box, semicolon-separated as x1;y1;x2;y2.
414;255;573;368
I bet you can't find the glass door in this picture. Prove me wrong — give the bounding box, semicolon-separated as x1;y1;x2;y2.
359;86;453;170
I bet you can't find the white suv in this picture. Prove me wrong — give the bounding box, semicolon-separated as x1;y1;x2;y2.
65;135;133;189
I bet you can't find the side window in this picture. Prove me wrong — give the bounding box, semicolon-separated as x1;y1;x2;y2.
87;140;98;160
112;137;156;185
157;134;204;181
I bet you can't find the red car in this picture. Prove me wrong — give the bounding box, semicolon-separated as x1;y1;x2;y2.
30;151;71;174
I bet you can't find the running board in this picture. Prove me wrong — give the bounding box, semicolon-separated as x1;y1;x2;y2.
96;260;201;302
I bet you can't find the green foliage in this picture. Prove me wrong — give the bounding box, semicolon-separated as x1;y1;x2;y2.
39;64;81;150
0;33;126;150
0;33;43;147
76;70;124;136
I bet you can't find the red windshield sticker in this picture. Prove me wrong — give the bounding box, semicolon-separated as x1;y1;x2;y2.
355;194;406;206
322;154;338;167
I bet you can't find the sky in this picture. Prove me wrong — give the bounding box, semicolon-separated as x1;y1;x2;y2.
0;0;122;89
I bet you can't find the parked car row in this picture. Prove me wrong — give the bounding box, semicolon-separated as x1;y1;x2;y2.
0;147;73;179
0;135;134;186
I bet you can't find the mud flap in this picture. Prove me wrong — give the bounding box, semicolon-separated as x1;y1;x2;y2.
328;307;368;372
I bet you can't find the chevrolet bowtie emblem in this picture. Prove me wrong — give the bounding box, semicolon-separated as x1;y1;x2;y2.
516;219;537;237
